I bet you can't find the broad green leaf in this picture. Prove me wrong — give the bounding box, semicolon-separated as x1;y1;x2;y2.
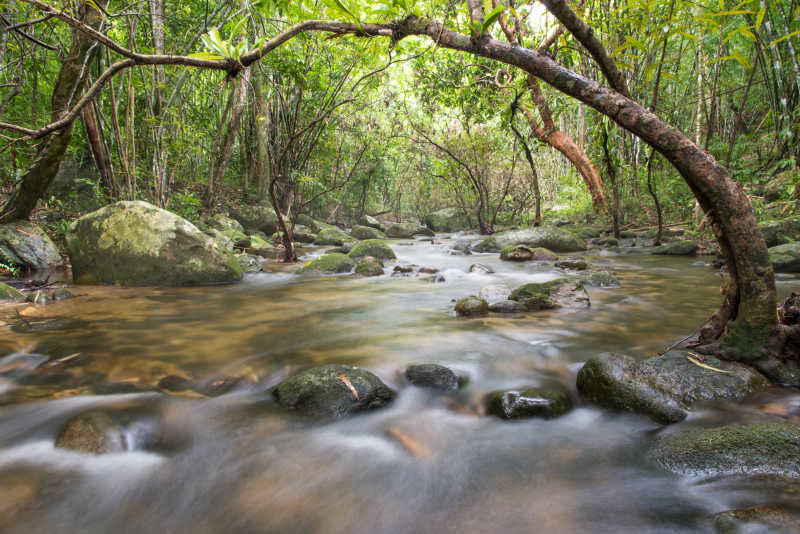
481;5;505;35
755;6;766;30
770;30;800;48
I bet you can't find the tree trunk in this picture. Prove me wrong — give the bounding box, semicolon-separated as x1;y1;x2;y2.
0;1;107;223
81;101;117;196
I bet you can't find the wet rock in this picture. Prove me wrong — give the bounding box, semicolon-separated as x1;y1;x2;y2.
568;225;605;239
652;423;800;477
581;270;620;288
478;283;511;302
357;214;385;232
485;382;572;419
556;259;588;270
452;239;472;255
157;375;194;392
327;243;355;254
295;214;321;233
424;273;446;283
386;222;434;238
509;278;590;310
51;288;75;301
473;226;586;253
207;228;235;251
272;364;395;418
769;243;800;273
26;291;49;305
289;225;317;244
67;201;242;286
351;225;386;240
712;505;800;533
405;363;461;391
300;253;354;274
469;263;494;274
419;266;439;274
354;256;384;277
759;215;800;247
652;240;698;256
314;227;353;246
206;214;244;234
0;222;62;271
424;208;469;232
577;351;769;424
0;282;25;302
237;254;263;273
500;245;558;262
55;410;127;454
195;376;245;396
247;234;276;257
488;300;526;313
393;265;414;274
347;239;396;260
230;203;283;235
455;296;489;316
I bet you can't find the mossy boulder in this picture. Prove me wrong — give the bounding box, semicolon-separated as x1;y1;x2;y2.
652;240;698;256
405;363;461;391
652;423;800;477
288;225;317;244
763;169;799;202
769;243;800;273
247;234;276;257
55;410;127;454
206;214;244;234
66;201;243;286
348;239;396;260
295;214;321;233
206;229;235;252
485;381;572;419
592;236;619;247
473;226;586;253
569;225;605;239
424;207;469;232
354;256;384;277
759;215;800;247
577;351;769;425
236;254;262;273
509;278;590;310
272;364;396;418
300;253;354;274
500;245;558;262
314;227;353;246
357;214;385;231
0;282;25;302
556;259;588;270
229;203;282;234
386;222;434;238
489;300;526;313
454;296;489;316
351;225;386;240
0;222;62;271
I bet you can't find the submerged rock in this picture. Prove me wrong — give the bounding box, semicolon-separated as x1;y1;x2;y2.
272;364;395;418
652;240;698;256
500;245;558;262
424;208;469;233
452;239;472;255
473;226;586;253
348;239;396;260
386;222;434;238
0;222;62;271
55;410;126;454
405;363;461;391
300;253;354;274
479;283;511;302
351;225;386;240
581;270;620;288
712;505;800;533
652;423;800;477
454;296;489;316
769;243;800;273
485;382;572;419
66;201;243;286
314;227;353;246
556;259;588;270
577;351;769;424
509;278;590;310
237;254;263;273
469;263;494;274
488;300;526;313
354;256;384;277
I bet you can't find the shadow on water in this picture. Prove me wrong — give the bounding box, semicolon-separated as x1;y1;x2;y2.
1;236;799;533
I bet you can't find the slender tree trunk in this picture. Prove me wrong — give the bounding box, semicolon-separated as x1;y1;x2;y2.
0;1;107;222
81;101;117;195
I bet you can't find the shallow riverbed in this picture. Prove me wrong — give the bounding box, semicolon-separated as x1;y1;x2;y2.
1;236;799;533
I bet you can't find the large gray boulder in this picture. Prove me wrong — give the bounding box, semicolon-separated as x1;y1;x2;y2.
652;240;698;256
351;225;386;240
473;226;586;253
769;243;800;273
230;203;282;234
0;222;62;271
424;208;469;232
348;239;396;260
357;214;385;232
386;222;434;238
272;364;396;418
652;423;800;478
577;351;769;424
66;201;243;286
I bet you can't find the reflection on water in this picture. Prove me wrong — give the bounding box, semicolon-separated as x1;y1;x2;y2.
1;236;799;533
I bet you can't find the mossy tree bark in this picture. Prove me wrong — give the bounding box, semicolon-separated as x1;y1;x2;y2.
0;1;107;223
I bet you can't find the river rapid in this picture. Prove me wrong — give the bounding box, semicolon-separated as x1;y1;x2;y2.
1;235;799;533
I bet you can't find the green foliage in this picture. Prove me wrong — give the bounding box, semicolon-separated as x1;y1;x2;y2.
170;190;203;222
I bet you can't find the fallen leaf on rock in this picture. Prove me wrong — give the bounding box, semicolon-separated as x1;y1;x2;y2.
338;374;359;400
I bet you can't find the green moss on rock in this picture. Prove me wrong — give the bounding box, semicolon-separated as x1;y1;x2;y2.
348;239;396;260
454;296;489;316
300;253;354;274
314;227;353;246
769;243;800;273
509;278;589;310
485;381;572;419
351;225;387;240
0;282;25;301
354;256;384;276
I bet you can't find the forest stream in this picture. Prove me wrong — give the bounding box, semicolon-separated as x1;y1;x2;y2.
1;235;799;534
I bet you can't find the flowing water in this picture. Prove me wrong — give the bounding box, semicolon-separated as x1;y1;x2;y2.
1;236;799;533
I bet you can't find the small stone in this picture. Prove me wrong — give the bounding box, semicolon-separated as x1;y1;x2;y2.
55;410;127;454
157;375;194;392
485;382;572;419
405;364;461;391
419;266;439;274
469;263;494;274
